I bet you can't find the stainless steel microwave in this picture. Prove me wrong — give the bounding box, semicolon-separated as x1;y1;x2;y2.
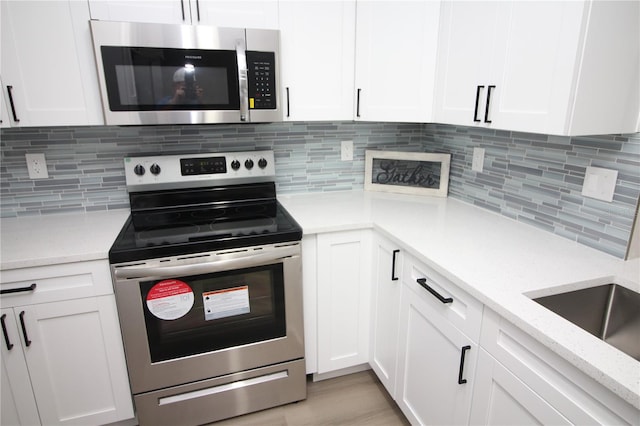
89;20;281;125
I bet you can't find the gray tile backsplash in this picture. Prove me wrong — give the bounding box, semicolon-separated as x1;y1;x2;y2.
1;122;638;258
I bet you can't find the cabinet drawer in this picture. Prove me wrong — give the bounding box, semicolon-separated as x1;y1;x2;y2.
0;260;113;307
480;309;638;425
403;254;483;342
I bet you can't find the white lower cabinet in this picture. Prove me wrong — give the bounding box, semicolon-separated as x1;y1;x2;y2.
470;348;571;425
369;234;402;397
396;279;478;425
315;230;372;374
1;261;133;426
471;309;639;426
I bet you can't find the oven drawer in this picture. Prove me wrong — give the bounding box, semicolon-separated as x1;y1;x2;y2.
0;260;113;307
134;359;306;426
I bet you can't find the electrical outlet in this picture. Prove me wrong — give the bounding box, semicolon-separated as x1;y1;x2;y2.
472;147;485;172
26;153;49;179
341;140;353;161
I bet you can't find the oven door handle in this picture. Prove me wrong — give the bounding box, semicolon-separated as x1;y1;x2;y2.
114;246;299;279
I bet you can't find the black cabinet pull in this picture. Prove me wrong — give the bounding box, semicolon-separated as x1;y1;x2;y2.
18;311;31;347
286;87;290;117
458;345;471;384
416;278;453;304
1;314;14;350
484;85;495;123
391;250;400;281
473;85;484;122
356;88;362;117
195;0;200;21
7;86;20;123
180;0;186;20
1;283;37;295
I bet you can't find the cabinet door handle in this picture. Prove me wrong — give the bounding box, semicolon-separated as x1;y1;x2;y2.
18;311;31;347
484;85;495;123
195;0;200;21
391;249;400;281
473;85;484;122
1;283;37;295
180;0;186;20
1;314;14;350
356;88;362;118
6;86;20;123
416;278;453;304
458;345;471;384
286;87;290;117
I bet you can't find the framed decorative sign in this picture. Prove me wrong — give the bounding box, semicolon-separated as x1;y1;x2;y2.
365;150;451;197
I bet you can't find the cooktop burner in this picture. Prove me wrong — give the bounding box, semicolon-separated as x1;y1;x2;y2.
109;150;302;264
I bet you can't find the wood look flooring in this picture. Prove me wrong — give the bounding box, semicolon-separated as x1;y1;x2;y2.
213;370;409;425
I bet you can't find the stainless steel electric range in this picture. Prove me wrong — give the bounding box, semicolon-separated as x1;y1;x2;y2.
109;150;305;426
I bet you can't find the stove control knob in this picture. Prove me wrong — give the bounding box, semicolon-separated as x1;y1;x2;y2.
258;158;268;169
150;163;161;175
245;159;254;170
231;160;241;170
134;164;145;176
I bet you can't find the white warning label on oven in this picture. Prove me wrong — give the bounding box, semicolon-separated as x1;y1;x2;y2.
146;280;194;320
203;285;250;321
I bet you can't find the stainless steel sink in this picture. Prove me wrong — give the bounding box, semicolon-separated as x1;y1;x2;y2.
533;284;640;361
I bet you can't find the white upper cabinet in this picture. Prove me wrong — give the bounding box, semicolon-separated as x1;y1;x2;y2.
434;1;640;136
354;1;440;122
88;0;279;28
0;1;103;127
279;0;356;121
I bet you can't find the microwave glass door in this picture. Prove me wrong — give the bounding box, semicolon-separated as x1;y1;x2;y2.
100;46;240;111
140;263;286;363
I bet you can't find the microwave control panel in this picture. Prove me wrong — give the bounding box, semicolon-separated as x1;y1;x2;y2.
247;51;276;110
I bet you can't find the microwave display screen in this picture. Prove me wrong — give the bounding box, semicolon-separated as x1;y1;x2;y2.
101;46;240;111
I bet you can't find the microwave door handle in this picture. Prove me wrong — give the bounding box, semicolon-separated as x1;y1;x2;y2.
114;246;299;279
236;40;249;122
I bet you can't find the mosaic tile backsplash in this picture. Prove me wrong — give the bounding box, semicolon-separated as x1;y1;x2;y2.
1;122;638;258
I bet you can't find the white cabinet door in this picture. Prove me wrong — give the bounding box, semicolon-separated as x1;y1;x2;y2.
279;1;355;121
1;309;41;426
354;0;440;122
196;0;278;29
369;234;402;397
435;1;639;135
433;1;498;127
316;230;371;374
89;0;278;28
470;349;571;425
88;0;188;24
18;297;133;426
489;1;585;134
0;1;103;127
396;282;477;426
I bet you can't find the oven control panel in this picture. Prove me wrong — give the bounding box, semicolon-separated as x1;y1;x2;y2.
124;151;276;192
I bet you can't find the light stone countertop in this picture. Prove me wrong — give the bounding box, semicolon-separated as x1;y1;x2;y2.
0;209;130;270
278;190;640;410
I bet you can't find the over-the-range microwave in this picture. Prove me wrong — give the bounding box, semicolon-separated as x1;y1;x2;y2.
89;20;281;125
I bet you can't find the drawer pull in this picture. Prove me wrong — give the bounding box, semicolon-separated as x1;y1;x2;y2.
391;250;400;281
416;278;453;304
1;314;14;350
458;345;471;384
19;311;31;347
1;283;37;295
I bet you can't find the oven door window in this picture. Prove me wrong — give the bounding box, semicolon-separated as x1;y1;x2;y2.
140;263;285;363
100;46;240;111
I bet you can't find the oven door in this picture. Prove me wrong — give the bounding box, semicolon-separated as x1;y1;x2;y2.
111;243;303;394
